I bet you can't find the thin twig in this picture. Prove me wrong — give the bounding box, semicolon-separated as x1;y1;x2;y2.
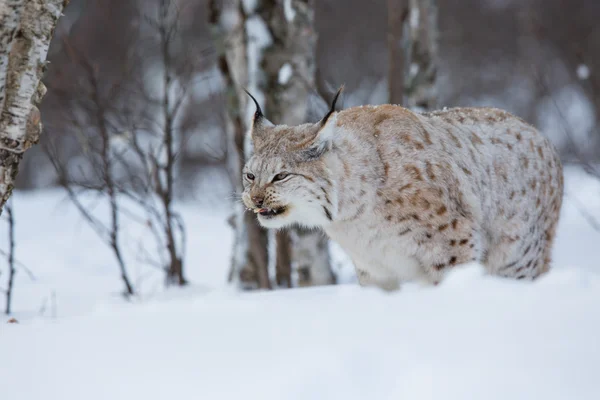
0;249;36;281
4;203;16;314
568;193;600;232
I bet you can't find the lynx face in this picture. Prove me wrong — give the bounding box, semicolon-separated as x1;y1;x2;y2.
241;122;336;229
241;88;342;229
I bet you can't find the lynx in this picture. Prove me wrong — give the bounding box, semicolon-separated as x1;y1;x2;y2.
241;88;564;290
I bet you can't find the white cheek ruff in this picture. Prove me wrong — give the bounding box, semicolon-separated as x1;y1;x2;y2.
286;200;333;228
291;207;331;228
255;200;333;230
257;211;295;229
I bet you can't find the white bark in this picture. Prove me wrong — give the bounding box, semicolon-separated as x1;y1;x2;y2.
0;0;69;213
403;0;438;111
213;0;335;289
261;0;335;287
0;0;26;113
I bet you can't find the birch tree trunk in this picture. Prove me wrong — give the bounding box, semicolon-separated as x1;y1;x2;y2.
258;0;335;287
403;0;438;111
0;0;69;214
0;0;69;215
387;0;407;105
209;0;270;289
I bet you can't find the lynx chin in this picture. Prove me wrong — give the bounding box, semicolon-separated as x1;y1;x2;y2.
241;88;564;290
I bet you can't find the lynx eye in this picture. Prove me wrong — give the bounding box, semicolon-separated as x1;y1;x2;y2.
272;173;289;182
245;173;255;181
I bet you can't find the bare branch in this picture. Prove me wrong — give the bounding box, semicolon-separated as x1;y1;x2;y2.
4;201;16;314
0;248;36;282
568;193;600;232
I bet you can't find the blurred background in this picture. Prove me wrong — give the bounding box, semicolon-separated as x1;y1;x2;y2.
3;0;600;312
19;0;600;192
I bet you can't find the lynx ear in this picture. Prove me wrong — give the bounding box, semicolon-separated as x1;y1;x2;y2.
301;89;342;161
319;85;344;127
244;89;273;135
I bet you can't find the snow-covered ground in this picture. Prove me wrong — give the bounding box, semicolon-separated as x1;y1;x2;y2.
1;165;600;399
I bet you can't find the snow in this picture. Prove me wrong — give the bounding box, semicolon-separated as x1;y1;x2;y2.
278;62;293;85
3;271;600;400
1;166;600;399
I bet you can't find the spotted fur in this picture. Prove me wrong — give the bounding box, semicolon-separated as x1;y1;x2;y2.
242;101;564;290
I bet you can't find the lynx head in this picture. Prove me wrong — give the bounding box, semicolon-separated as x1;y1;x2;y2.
241;87;343;229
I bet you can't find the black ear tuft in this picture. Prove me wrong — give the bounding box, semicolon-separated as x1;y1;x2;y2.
244;88;263;123
320;85;344;126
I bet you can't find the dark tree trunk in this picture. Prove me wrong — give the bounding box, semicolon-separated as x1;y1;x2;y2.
275;231;292;288
259;0;335;287
4;203;16;314
403;0;438;111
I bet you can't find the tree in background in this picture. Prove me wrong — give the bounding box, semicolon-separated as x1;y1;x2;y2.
209;0;271;289
136;0;200;286
45;0;212;293
387;0;407;105
403;0;438;111
211;0;335;289
0;0;70;214
388;0;438;111
45;38;137;296
258;0;335;287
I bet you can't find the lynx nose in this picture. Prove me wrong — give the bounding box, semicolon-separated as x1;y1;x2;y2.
251;195;264;208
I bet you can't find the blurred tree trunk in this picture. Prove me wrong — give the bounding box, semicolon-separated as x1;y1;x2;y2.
291;229;334;287
209;0;270;289
259;0;335;287
387;0;408;104
154;0;187;286
403;0;438;111
275;231;292;288
0;0;69;215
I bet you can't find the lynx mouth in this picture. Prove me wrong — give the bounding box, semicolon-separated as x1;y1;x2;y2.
254;206;287;217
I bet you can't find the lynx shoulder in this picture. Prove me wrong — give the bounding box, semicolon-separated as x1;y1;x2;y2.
241;90;564;290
